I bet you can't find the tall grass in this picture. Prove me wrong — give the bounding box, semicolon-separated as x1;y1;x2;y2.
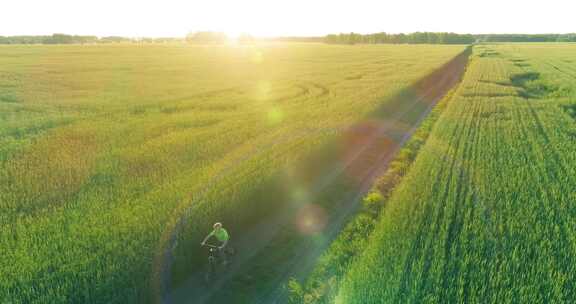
0;43;466;303
336;44;576;303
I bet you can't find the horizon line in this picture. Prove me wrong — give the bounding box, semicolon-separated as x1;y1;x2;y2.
2;31;576;40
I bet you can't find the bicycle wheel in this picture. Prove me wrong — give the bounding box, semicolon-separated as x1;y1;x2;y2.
205;257;216;283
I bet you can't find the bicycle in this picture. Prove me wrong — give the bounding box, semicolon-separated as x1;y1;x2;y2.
201;243;234;282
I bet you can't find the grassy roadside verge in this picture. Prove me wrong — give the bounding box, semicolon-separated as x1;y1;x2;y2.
287;76;464;304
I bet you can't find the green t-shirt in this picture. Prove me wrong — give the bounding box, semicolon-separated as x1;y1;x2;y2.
210;228;229;242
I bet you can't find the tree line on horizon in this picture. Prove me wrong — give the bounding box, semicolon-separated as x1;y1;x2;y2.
481;33;576;42
325;32;475;44
324;32;576;45
0;32;315;45
1;32;575;45
0;33;182;44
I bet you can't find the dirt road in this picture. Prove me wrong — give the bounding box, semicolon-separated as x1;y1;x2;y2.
163;47;471;304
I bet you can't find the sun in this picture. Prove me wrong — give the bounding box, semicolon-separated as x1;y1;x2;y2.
222;30;259;45
224;30;242;40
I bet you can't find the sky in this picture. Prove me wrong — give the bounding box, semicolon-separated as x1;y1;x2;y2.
1;0;574;38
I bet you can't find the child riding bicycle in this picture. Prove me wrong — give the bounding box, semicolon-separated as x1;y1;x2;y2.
201;222;230;264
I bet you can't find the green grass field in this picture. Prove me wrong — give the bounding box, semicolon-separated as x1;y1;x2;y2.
319;44;576;303
0;43;466;303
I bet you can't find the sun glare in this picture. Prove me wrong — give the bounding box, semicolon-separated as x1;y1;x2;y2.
224;30;241;42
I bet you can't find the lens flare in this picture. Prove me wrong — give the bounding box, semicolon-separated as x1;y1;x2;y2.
267;107;284;124
295;203;327;235
291;186;303;200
